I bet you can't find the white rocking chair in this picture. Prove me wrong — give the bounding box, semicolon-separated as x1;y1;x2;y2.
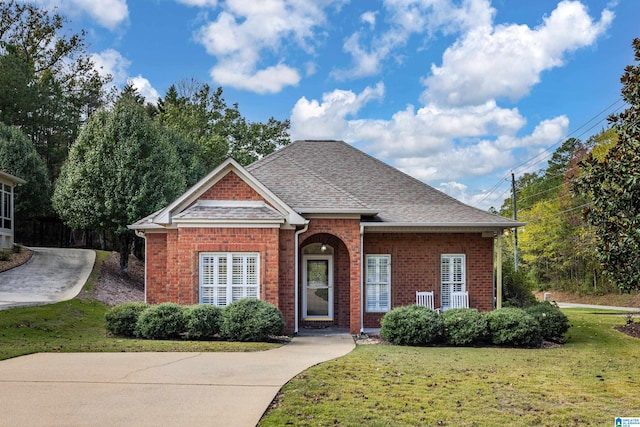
416;291;435;310
451;291;469;309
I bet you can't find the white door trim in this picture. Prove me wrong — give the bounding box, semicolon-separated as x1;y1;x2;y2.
302;254;334;320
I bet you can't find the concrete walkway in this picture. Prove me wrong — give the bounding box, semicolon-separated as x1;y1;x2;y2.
0;247;95;310
0;333;355;426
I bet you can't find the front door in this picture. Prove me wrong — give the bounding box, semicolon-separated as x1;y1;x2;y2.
303;255;333;320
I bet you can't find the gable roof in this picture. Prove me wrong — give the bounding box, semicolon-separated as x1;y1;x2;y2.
129;158;306;230
247;140;522;229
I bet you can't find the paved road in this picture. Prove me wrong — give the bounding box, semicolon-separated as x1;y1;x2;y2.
0;333;355;426
556;302;640;312
0;247;95;309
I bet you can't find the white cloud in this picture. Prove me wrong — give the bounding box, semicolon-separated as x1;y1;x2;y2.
361;11;377;28
176;0;218;7
290;83;385;140
128;75;161;104
32;0;128;29
193;1;338;93
91;49;131;83
422;1;614;106
333;0;495;80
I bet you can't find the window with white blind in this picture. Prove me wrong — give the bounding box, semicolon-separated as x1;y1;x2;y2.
366;254;391;312
199;253;259;306
441;254;465;309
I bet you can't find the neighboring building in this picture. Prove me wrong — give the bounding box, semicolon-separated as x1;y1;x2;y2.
130;140;523;334
0;170;26;250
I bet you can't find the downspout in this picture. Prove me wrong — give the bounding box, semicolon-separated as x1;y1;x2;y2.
294;222;309;335
134;230;147;303
360;225;365;334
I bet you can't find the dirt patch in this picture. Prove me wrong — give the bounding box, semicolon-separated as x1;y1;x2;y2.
0;248;33;273
92;252;144;306
615;321;640;339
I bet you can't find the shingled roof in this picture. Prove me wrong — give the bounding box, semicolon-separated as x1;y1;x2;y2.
247;140;521;228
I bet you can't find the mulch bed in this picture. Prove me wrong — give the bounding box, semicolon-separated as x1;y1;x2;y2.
0;248;33;273
614;321;640;339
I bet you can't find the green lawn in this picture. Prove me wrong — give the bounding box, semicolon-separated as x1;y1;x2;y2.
260;309;640;426
0;250;277;360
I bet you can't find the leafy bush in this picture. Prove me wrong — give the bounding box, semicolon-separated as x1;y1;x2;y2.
380;305;443;346
502;260;537;308
0;250;9;261
12;243;22;254
525;302;570;342
485;308;542;348
220;299;284;342
105;302;149;337
184;304;222;340
135;303;187;340
441;308;488;346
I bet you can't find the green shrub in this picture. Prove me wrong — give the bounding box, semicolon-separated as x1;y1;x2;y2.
135;303;187;340
12;243;22;254
525;302;570;342
485;308;542;348
380;305;443;346
441;308;488;346
502;261;537;308
184;304;222;340
0;250;10;261
105;302;149;337
220;299;284;342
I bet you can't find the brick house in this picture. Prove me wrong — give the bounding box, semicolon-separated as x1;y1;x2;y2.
129;140;523;334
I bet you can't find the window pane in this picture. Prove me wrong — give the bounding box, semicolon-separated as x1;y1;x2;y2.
366;255;390;312
200;253;259;306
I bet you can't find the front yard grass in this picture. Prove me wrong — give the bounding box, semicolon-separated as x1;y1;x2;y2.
0;250;278;361
260;309;640;426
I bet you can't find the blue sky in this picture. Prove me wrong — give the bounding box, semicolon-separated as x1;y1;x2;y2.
33;0;637;210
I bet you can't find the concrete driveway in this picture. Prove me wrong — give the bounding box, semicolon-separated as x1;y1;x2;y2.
0;333;355;426
0;247;95;309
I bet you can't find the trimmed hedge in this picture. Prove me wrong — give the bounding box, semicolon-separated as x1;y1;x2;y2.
135;303;187;340
184;304;222;340
525;301;570;342
441;308;488;346
220;299;285;342
380;305;443;346
485;307;543;348
105;302;149;337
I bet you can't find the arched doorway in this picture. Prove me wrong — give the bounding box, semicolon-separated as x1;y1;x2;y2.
300;234;351;329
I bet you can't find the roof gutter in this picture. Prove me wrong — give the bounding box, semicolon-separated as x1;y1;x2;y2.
361;221;526;228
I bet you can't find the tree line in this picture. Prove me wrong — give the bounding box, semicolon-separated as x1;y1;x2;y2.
499;38;640;293
0;1;290;272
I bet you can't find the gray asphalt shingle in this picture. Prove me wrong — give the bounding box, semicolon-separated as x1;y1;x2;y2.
247;140;518;226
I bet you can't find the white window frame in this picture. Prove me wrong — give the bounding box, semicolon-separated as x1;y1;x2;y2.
365;254;391;313
199;252;260;307
1;183;12;230
441;254;466;309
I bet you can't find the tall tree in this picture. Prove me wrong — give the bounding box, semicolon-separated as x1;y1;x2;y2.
157;80;291;174
0;123;50;218
0;1;108;180
572;38;640;291
53;96;186;274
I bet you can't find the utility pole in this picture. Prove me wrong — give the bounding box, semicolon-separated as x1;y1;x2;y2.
511;172;519;271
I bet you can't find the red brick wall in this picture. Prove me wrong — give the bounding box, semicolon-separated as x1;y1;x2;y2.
199;171;264;201
278;229;295;333
145;233;167;302
363;232;494;328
